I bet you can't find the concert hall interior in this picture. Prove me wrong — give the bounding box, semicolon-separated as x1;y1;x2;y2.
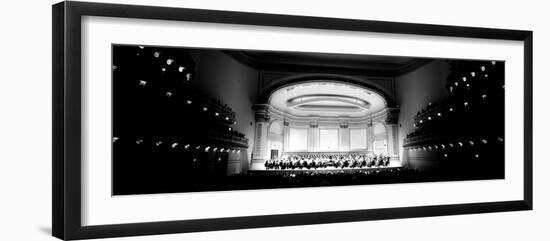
112;44;505;195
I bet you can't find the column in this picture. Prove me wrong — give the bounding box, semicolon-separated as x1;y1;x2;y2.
339;123;350;152
308;122;319;152
250;104;270;170
366;120;374;154
282;119;290;153
385;108;400;163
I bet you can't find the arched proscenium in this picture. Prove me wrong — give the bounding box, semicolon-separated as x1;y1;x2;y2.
249;74;401;170
259;73;396;107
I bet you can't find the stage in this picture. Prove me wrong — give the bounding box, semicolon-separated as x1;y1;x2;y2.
249;166;402;174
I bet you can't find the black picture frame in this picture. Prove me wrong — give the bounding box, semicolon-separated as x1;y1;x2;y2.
52;1;533;240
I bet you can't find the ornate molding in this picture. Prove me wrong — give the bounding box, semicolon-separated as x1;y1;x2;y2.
253;104;271;122
283;119;290;126
366;119;373;127
385;107;400;125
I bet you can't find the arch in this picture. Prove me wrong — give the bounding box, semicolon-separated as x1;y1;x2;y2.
259;73;396;107
268;119;283;135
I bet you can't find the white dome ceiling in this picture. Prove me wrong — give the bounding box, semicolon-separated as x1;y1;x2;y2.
268;81;387;118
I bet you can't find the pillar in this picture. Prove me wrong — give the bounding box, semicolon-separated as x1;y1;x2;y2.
385;108;400;163
339;123;350;152
250;104;270;170
366;120;374;154
308;122;319;152
282;119;290;153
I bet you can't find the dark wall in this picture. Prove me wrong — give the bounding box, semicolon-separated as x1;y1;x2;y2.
189;50;260;170
395;60;451;166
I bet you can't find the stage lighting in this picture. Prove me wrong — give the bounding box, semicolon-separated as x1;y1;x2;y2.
428;117;431;120
482;94;487;99
193;158;197;163
482;139;488;144
186;100;192;104
464;102;468;106
205;146;211;152
203;107;208;111
462;77;467;82
178;66;185;72
221;148;225;152
165;91;173;97
471;72;476;77
139;46;144;49
112;65;117;70
413;124;416;127
449;107;454;112
166;59;174;65
237;150;241;153
196;145;201;150
184;144;190;149
485;74;489;78
481;66;486;71
112;137;119;143
449;143;454;147
419;120;423;123
161;68;166;72
498;137;504;142
215;112;219;116
458;142;463;147
444;154;448;157
139;80;147;86
228;127;232;131
213;147;218;152
475;154;479;158
441;144;445;149
469;141;475;146
154;51;161;58
225;117;229;121
136;139;143;144
186;73;192;81
155;141;162;146
466;84;470;88
171;143;178;148
454;82;458;86
491;61;496;65
437;112;441;116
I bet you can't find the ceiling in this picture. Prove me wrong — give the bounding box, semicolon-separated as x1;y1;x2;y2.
226;50;430;76
269;81;386;118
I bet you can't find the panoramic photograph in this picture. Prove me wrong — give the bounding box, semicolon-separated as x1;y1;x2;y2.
111;44;505;195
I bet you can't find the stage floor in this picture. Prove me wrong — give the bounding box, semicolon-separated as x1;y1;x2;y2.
250;165;402;174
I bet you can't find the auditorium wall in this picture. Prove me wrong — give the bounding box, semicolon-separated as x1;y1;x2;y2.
189;50;260;172
395;60;450;168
